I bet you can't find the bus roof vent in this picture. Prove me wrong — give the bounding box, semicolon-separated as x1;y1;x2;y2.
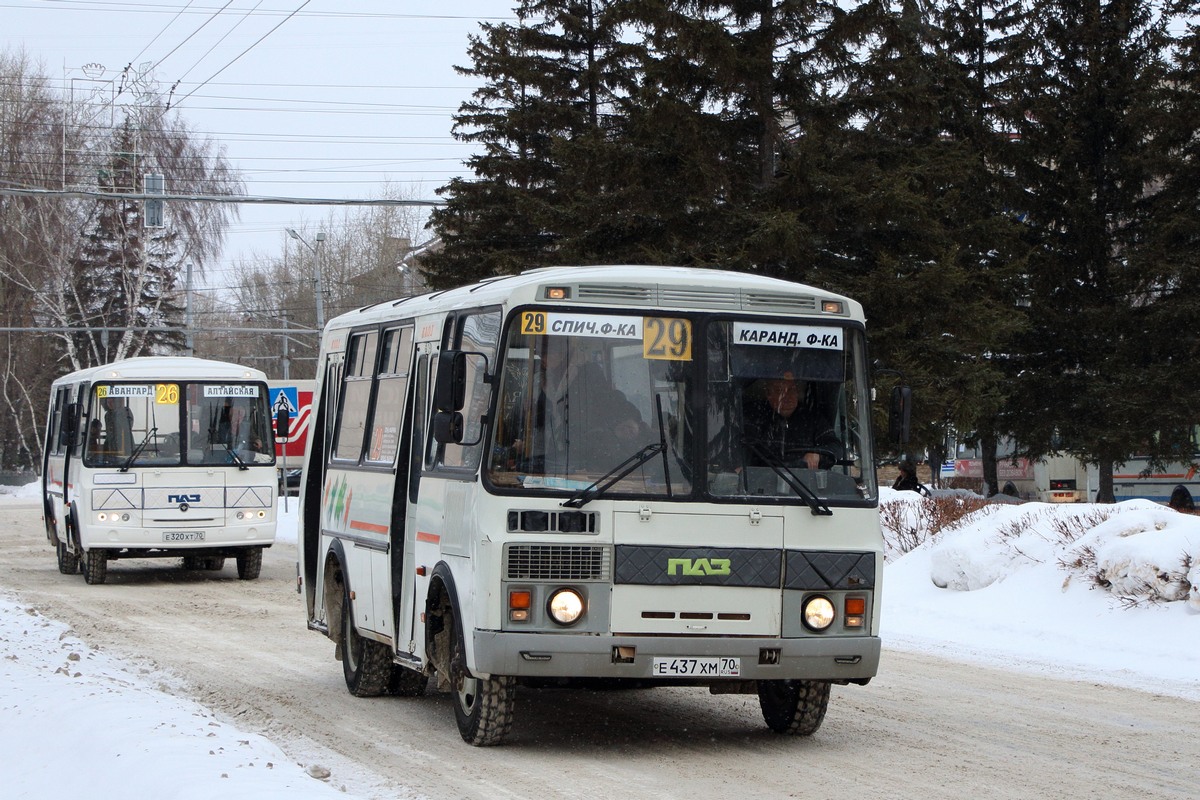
743;291;819;313
575;283;655;305
659;286;741;309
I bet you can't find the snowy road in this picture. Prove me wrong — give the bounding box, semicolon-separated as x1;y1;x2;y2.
4;501;1196;800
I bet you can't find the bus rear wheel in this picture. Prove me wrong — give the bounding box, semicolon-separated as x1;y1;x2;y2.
56;540;80;575
236;548;262;580
757;679;831;736
81;549;108;585
340;584;391;697
449;611;514;746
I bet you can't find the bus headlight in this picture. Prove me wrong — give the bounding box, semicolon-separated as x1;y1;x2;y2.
547;588;584;626
802;596;836;631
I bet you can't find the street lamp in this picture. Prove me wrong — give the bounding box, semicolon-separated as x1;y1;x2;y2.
286;228;327;330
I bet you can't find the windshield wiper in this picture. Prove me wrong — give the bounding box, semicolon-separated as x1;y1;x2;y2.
225;444;249;471
561;443;665;509
119;427;157;473
741;439;833;516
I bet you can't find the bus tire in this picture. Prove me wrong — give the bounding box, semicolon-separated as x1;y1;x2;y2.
449;610;514;746
388;664;428;697
81;549;108;585
236;548;262;580
757;679;831;736
56;540;80;575
340;585;391;697
204;557;226;571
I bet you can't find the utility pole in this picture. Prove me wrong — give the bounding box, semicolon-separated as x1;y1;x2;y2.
185;261;194;356
281;311;290;381
286;228;326;331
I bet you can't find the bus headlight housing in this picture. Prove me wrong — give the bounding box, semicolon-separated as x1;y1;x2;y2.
802;595;836;631
547;588;584;626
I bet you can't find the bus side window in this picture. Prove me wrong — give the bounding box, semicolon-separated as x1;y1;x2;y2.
365;327;413;465
333;331;378;462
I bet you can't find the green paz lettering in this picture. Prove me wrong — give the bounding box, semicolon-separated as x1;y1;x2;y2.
667;557;732;577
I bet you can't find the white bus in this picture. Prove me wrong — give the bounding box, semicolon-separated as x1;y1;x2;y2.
42;357;278;585
1112;452;1200;504
299;266;898;746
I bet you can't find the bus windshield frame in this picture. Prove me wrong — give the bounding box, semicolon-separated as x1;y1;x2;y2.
83;380;276;469
485;309;876;505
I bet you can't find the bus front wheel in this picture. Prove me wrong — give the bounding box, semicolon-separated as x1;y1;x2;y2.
757;679;831;736
81;549;108;585
340;584;391;697
56;540;80;575
236;548;262;580
449;611;514;746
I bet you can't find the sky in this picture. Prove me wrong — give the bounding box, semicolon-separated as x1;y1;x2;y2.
2;480;1198;799
1;0;516;292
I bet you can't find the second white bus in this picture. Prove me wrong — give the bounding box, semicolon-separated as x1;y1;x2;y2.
42;357;278;585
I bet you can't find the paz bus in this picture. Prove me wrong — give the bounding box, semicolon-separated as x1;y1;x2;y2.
42;357;278;585
298;266;902;746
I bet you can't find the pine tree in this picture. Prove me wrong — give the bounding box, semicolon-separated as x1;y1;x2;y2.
999;0;1190;501
784;0;1027;486
425;1;631;286
69;118;185;364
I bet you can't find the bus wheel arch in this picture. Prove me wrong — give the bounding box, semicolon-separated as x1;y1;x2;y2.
321;544;349;650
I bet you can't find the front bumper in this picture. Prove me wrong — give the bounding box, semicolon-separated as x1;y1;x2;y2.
472;629;881;682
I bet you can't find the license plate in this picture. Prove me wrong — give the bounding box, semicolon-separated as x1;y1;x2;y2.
164;531;205;542
651;657;741;678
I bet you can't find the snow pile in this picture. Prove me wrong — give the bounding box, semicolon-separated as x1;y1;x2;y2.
0;596;352;800
883;488;1200;699
895;492;1200;607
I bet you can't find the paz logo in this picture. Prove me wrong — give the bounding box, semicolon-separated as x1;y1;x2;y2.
667;557;731;577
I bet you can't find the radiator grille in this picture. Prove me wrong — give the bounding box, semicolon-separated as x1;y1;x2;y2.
505;544;611;581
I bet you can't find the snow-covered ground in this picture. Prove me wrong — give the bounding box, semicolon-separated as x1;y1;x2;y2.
2;481;1198;799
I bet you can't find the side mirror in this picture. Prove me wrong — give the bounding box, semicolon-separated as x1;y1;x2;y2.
432;410;464;444
888;386;912;444
435;350;467;412
276;407;291;441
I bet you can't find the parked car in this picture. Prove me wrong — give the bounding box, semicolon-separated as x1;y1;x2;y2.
282;468;302;495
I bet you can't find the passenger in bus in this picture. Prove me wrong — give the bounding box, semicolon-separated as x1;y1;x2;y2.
742;372;837;470
102;397;134;456
508;337;646;473
215;398;244;446
86;419;103;455
1168;484;1195;513
244;436;274;464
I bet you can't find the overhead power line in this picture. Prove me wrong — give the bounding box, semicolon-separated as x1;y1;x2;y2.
0;186;445;206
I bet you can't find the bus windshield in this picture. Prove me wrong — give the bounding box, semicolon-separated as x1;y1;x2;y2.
486;312;874;503
84;381;275;468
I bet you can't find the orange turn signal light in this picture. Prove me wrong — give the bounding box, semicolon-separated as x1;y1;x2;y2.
509;589;532;623
844;597;866;615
